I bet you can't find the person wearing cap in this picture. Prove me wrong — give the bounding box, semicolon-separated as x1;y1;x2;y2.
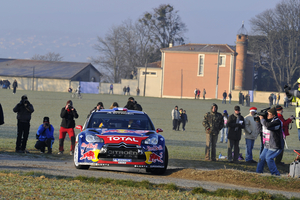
58;100;79;155
243;107;259;163
202;103;224;161
35;117;55;154
284;78;300;141
219;110;229;143
275;105;294;165
13;95;34;153
227;105;245;163
256;107;283;175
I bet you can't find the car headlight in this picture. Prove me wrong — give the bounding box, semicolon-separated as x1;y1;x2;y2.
144;136;158;145
85;133;103;143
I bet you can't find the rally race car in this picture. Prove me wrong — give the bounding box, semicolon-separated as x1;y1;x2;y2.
74;108;168;175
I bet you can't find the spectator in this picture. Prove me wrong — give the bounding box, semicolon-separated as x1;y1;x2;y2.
181;110;188;131
177;108;183;131
256;107;283;176
203;88;206;100
275;105;294;165
227;105;245;163
197;89;200;99
58;100;79;155
0;103;4;126
126;85;130;95
136;87;140;96
109;84;113;94
171;106;180;131
244;107;259;163
222;90;227;104
12;79;18;94
109;102;119;109
88;102;104;117
124;97;142;111
284;94;289;108
123;86;126;95
219;110;229;143
242;93;245;106
273;93;277;105
268;94;273;107
277;93;280;105
239;91;242;104
194;88;197;99
245;94;250;107
68;88;73;93
202;103;224;161
13;95;34;153
35;117;54;154
228;92;232;104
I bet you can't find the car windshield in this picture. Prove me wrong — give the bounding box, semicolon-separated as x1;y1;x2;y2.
87;112;154;130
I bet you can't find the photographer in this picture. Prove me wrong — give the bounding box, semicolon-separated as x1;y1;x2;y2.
58;100;78;155
13;95;34;153
35;117;54;154
284;79;300;141
256;107;283;176
275;105;294;165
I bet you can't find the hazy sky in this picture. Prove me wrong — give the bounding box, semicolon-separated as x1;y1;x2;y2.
0;0;283;62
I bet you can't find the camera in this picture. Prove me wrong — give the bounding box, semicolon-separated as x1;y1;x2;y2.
68;104;73;109
23;99;29;105
254;107;270;121
44;122;49;127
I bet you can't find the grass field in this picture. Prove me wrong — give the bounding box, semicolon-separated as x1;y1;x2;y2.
0;88;299;170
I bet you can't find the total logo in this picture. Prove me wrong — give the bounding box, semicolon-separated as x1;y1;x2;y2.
100;136;148;144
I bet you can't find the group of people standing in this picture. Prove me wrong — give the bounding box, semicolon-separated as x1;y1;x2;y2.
238;91;251;106
268;93;281;107
222;90;232;104
194;88;206;100
171;106;188;131
203;103;292;176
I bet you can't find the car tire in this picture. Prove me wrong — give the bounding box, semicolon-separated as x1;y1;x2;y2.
74;143;90;170
148;145;168;175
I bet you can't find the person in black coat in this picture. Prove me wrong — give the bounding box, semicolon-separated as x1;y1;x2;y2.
124;97;142;111
58;100;79;155
13;95;34;153
227;105;245;163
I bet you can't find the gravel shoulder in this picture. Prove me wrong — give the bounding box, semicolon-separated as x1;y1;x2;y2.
0;153;299;199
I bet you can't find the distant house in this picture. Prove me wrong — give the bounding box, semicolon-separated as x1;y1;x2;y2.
0;58;101;92
160;27;254;99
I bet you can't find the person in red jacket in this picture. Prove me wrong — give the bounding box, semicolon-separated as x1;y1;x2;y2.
275;105;294;165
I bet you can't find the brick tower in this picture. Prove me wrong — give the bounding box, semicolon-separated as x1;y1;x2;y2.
234;22;248;90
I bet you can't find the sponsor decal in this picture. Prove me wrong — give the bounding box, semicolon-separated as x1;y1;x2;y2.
149;165;164;168
99;135;148;145
113;159;132;162
146;145;163;151
81;143;98;148
80;150;100;162
108;150;138;156
144;151;163;164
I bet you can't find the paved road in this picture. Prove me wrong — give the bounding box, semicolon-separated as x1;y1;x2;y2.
0;153;299;198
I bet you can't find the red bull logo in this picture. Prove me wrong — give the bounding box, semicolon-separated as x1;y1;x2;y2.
146;145;163;151
145;152;163;164
80;150;95;160
81;143;98;148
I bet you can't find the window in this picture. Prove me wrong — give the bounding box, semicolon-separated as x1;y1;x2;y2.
142;71;157;76
198;54;204;76
219;55;226;67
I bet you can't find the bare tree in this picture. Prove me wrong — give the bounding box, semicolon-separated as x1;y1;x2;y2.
139;4;187;49
250;0;300;91
31;52;63;61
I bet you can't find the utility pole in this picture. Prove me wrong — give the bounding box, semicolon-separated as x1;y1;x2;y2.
215;50;220;99
32;66;35;91
143;59;148;96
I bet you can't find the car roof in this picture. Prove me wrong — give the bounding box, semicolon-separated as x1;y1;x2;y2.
95;108;145;115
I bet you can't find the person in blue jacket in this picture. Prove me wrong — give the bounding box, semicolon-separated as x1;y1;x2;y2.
35;117;55;154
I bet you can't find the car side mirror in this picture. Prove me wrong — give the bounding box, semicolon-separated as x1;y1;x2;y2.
76;125;83;132
156;128;163;133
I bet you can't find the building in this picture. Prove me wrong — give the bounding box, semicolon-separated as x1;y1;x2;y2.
159;24;254;99
0;58;101;92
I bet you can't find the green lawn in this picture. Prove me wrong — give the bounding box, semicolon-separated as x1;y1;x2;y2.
0;88;299;168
